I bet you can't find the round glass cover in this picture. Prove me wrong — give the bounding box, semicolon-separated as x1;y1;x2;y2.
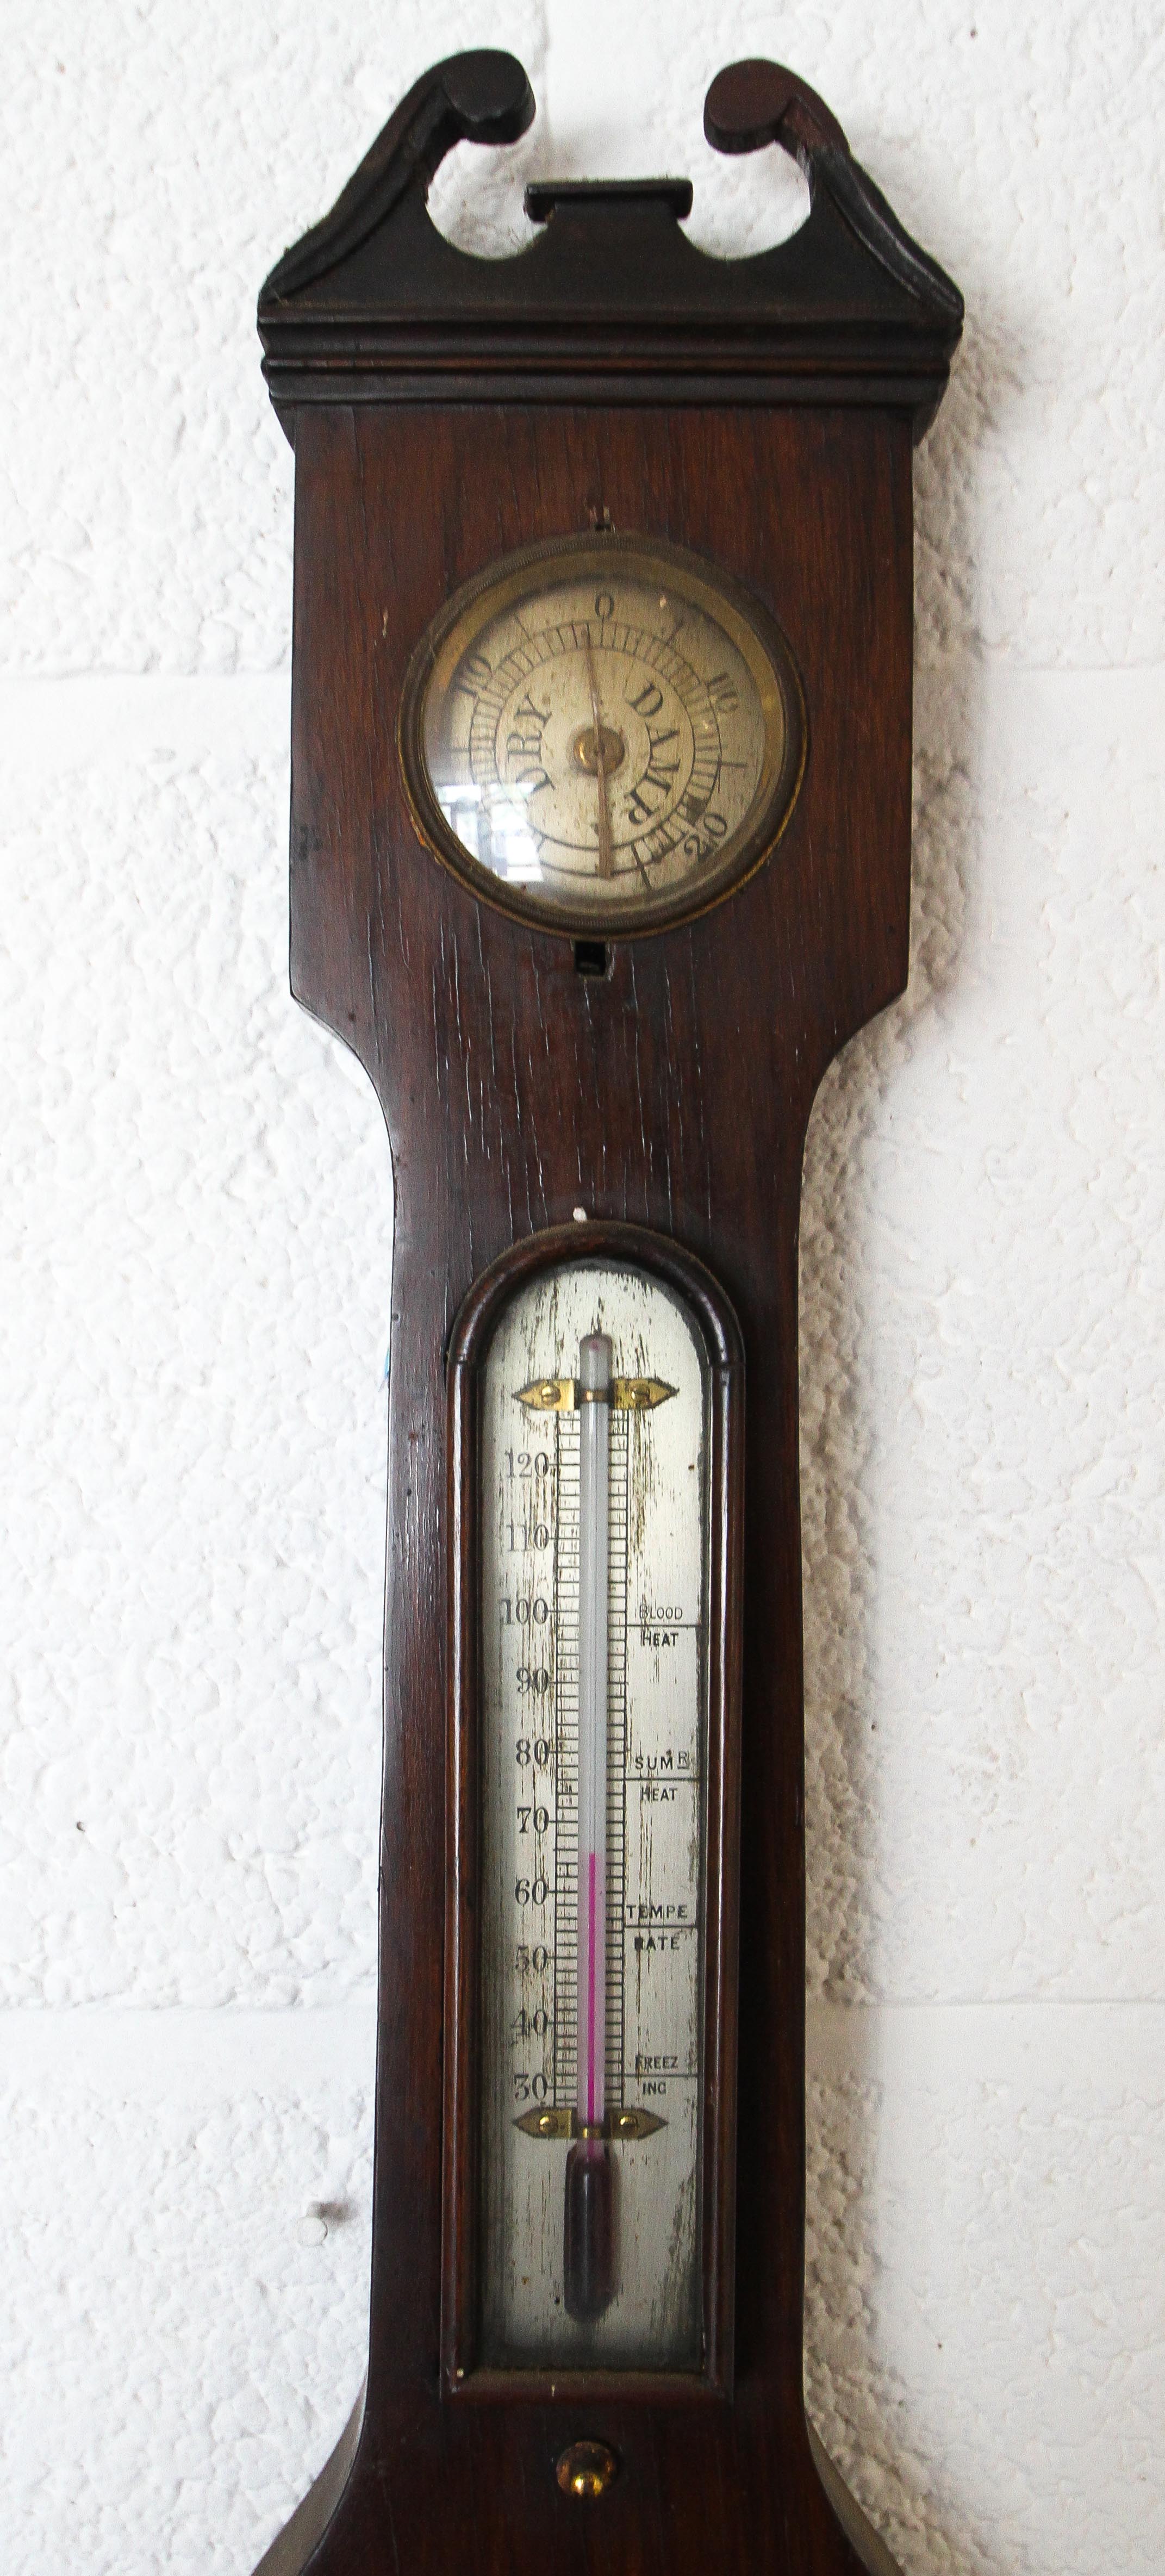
399;533;805;935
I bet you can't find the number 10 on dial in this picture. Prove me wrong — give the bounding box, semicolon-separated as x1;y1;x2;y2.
445;1237;743;2390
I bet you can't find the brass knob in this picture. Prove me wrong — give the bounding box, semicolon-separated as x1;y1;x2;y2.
555;2438;619;2500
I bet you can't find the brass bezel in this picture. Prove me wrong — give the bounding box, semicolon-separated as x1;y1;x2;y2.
397;532;807;939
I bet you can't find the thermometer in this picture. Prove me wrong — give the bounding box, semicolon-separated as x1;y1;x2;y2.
565;1331;615;2322
477;1261;705;2369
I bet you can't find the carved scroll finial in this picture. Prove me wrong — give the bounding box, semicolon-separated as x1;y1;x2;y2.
705;55;964;333
261;49;535;304
703;59;849;166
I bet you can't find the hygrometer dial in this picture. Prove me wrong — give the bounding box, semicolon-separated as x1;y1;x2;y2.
400;533;804;935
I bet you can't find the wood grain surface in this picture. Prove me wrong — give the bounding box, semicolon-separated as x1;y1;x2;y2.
273;394;915;2573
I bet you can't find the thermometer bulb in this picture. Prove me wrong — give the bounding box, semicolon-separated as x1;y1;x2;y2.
564;1330;616;2324
564;2133;615;2324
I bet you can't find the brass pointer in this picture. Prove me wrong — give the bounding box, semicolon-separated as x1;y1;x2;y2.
517;1373;677;1413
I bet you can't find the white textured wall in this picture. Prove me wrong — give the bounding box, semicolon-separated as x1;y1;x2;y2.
3;4;1163;2569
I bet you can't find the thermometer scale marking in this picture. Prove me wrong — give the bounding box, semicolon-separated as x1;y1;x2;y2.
564;1332;615;2320
549;1409;629;2123
481;1264;709;2367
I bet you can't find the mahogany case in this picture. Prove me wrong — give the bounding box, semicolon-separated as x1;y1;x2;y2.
253;48;961;2576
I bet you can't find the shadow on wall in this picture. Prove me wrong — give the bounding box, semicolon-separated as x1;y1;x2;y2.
799;245;1025;2566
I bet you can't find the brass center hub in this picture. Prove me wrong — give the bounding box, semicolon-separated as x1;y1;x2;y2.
571;723;626;777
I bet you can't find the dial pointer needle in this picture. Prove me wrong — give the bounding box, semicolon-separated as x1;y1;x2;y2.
584;637;615;879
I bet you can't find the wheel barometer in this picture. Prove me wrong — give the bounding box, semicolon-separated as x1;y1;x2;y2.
253;48;962;2576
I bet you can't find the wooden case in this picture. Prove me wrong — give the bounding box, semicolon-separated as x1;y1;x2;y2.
253;48;962;2576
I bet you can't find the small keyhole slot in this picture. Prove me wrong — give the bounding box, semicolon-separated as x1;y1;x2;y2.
574;940;608;978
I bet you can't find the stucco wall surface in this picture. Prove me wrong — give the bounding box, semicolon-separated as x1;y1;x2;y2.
2;3;1163;2570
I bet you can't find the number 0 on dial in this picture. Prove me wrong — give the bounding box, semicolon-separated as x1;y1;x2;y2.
400;533;805;935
